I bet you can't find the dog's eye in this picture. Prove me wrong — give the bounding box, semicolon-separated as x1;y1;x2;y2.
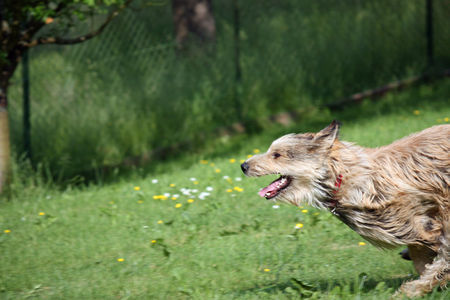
273;152;281;159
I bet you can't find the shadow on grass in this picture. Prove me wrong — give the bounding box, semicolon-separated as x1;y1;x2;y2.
227;275;411;298
203;77;450;158
16;78;448;190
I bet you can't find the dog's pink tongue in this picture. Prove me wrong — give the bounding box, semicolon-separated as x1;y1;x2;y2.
258;182;279;197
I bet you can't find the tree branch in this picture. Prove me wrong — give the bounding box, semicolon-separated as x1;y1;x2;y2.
23;2;67;40
25;0;133;48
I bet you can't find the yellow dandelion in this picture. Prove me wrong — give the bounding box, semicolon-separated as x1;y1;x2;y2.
413;110;420;115
247;154;253;158
295;223;304;229
215;169;221;173
200;160;208;164
445;117;449;122
226;178;233;184
301;209;308;213
39;212;45;216
157;220;164;224
151;240;157;244
210;163;215;167
263;268;271;272
313;212;320;216
187;199;195;203
171;197;177;200
359;242;366;246
226;189;233;193
134;186;141;191
4;229;11;234
233;186;244;192
253;149;260;154
117;258;125;262
193;181;199;185
229;158;236;163
169;183;176;187
175;203;182;208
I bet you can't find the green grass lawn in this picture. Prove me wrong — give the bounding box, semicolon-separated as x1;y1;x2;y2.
1;81;450;299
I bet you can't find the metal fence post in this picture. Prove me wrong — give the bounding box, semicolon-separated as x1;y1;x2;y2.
22;49;31;161
233;0;243;125
426;0;434;68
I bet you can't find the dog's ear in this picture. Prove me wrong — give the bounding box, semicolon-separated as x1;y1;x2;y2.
314;120;341;148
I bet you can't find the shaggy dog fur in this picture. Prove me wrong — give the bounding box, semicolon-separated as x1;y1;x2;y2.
241;121;449;297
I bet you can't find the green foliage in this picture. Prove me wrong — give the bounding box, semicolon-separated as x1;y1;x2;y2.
1;92;449;298
1;0;129;76
7;1;126;22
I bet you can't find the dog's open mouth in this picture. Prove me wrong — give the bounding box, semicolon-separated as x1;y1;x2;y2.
258;175;292;199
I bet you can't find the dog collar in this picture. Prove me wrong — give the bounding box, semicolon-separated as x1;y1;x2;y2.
333;174;343;192
328;174;343;216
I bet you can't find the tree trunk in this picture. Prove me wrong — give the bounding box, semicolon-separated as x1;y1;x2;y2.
172;0;216;51
0;86;10;194
0;38;25;193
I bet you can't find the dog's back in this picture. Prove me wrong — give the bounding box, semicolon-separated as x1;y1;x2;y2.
369;124;449;207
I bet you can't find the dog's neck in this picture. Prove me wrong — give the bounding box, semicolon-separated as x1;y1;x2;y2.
326;174;343;215
285;140;373;212
320;140;372;213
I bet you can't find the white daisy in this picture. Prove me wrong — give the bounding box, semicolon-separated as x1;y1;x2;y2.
198;192;211;200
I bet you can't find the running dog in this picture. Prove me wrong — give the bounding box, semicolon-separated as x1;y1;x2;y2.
241;121;449;297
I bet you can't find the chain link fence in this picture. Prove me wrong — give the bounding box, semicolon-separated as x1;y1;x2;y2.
7;0;450;180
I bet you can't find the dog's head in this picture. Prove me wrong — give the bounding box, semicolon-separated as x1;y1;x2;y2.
241;120;341;206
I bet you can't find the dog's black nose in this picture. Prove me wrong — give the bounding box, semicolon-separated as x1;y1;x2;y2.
241;162;249;174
